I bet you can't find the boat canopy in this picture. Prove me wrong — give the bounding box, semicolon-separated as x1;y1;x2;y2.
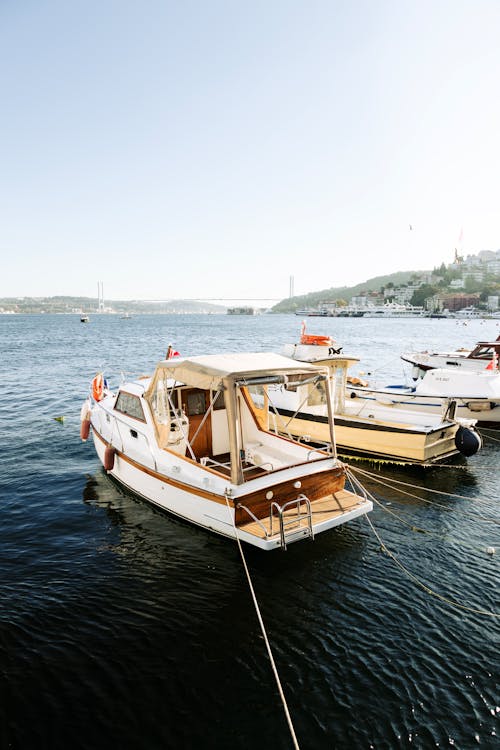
145;352;328;395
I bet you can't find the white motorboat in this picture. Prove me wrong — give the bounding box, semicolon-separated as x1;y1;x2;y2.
275;331;482;464
80;353;372;550
348;367;500;425
401;336;500;374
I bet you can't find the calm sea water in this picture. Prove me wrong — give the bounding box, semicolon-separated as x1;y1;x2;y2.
1;313;499;749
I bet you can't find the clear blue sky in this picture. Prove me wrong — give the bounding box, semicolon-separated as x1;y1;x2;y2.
1;0;499;301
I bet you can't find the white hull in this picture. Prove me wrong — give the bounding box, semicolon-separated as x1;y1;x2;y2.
401;337;500;374
403;353;494;373
92;429;369;550
348;386;500;423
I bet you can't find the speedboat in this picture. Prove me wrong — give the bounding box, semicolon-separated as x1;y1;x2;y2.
272;327;483;464
348;367;500;425
80;352;372;550
401;336;500;374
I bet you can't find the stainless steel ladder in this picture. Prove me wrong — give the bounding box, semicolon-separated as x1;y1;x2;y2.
271;494;314;550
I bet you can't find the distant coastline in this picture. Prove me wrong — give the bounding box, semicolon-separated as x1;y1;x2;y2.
0;296;227;315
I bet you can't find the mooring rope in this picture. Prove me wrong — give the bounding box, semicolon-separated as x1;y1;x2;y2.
349;465;499;524
345;469;494;555
363;513;499;618
478;428;500;444
343;466;498;617
225;497;301;750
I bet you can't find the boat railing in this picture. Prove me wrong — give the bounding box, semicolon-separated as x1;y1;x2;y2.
271;495;314;550
93;402;158;472
236;505;270;538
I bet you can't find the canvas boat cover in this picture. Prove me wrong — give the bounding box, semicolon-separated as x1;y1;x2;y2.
145;352;327;394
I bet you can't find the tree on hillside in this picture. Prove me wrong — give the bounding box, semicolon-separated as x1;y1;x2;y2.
411;284;438;307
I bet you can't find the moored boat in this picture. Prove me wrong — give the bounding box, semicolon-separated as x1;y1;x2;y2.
401;335;500;374
273;327;482;464
348;367;500;425
81;352;372;550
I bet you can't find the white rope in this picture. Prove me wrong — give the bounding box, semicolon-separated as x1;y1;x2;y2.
225;497;301;750
344;468;493;555
364;514;499;618
478;428;500;444
349;466;499;523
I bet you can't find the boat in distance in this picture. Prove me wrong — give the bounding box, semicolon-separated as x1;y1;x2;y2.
80;352;372;550
269;326;482;465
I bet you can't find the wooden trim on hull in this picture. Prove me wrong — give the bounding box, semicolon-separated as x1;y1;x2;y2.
234;466;346;524
92;428;234;507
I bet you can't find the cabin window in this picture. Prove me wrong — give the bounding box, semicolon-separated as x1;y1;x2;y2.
186;390;206;416
307;381;327;406
114;391;146;421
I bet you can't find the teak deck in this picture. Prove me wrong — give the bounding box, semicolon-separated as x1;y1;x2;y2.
237;489;364;539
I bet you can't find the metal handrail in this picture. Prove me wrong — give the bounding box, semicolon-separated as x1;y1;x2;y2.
236;504;270;538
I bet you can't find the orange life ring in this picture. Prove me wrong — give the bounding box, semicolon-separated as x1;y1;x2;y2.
300;321;332;346
300;334;332;346
92;373;104;402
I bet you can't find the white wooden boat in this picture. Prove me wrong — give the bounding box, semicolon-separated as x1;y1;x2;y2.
273;328;482;463
80;353;372;550
401;336;500;374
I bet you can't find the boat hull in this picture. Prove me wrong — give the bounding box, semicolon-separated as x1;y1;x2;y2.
92;429;371;550
348;386;500;424
270;408;463;465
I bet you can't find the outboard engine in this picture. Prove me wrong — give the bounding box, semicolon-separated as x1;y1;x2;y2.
455;425;482;457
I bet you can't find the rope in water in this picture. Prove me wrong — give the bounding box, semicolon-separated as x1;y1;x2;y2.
225;497;300;750
345;473;493;555
344;467;499;617
478;428;500;444
349;465;499;524
363;513;499;618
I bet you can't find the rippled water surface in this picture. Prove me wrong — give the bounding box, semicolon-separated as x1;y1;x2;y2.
1;313;499;749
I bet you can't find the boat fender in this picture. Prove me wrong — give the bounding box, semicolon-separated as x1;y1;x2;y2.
104;445;116;472
80;399;92;442
349;391;357;399
92;373;105;402
454;426;482;457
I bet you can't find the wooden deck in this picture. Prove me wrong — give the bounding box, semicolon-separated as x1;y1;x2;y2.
237;489;366;540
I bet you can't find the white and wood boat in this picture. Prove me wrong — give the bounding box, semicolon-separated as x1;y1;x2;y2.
272;328;483;464
401;336;500;374
80;353;372;550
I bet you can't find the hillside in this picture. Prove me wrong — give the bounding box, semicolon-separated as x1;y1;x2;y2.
0;296;226;314
272;270;423;312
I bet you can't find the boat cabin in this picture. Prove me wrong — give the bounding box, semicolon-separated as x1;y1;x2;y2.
143;353;337;485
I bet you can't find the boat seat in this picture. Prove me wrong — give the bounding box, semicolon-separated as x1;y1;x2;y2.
244;442;290;471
